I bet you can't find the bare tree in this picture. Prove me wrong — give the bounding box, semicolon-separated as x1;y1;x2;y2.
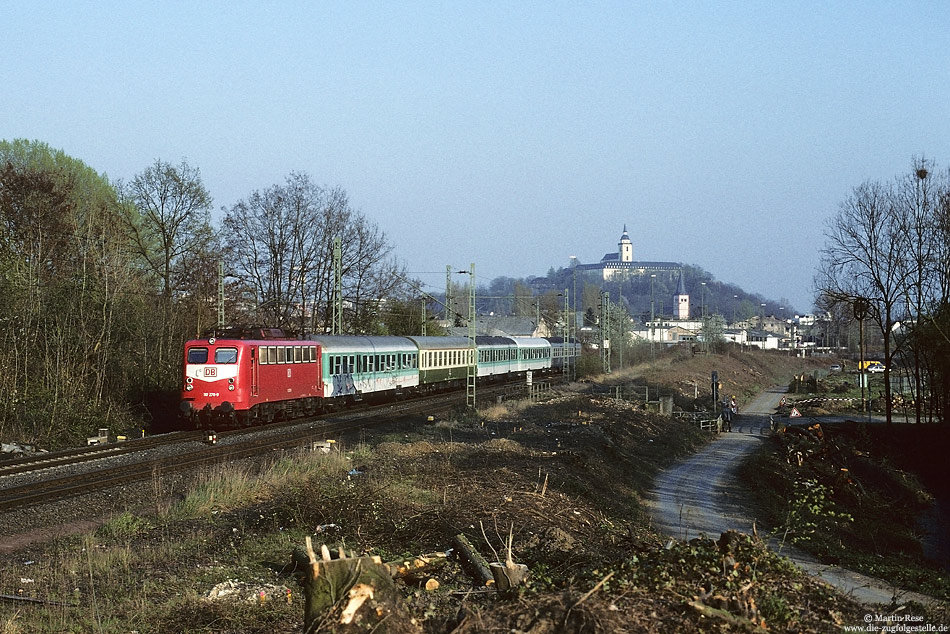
222;173;408;333
816;180;909;425
122;159;214;301
121;159;216;380
891;158;948;422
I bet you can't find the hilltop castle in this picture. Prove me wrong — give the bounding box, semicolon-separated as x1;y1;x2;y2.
574;226;681;280
573;226;688;316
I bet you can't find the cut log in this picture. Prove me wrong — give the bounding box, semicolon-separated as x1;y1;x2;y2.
385;552;449;585
451;534;494;586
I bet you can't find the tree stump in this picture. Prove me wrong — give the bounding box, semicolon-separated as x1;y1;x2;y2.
489;561;529;593
291;538;407;632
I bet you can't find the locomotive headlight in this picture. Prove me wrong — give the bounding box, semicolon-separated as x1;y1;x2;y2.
186;377;193;384
228;384;235;391
186;384;194;391
228;378;234;384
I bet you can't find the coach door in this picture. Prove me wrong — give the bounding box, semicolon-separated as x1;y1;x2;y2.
250;347;260;397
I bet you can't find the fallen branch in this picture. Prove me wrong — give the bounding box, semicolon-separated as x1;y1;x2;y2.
452;534;494;586
0;593;77;607
686;600;768;633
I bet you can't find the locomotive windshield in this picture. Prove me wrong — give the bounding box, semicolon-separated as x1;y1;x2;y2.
215;348;238;364
188;347;209;364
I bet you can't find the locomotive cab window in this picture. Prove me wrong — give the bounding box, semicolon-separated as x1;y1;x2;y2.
188;348;209;364
214;348;238;364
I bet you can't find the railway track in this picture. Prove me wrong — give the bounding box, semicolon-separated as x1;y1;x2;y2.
0;431;202;478
0;380;533;512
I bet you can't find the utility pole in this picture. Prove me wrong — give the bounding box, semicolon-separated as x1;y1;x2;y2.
701;281;707;353
445;265;453;323
617;307;624;370
562;289;570;378
421;297;427;335
466;263;476;408
332;237;342;335
602;292;609;373
571;258;578;381
650;274;656;364
853;298;869;421
299;264;307;337
217;260;225;327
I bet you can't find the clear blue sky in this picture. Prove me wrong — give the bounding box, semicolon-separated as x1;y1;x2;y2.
4;2;948;313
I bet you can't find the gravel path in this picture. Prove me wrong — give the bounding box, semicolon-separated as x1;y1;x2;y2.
647;386;938;607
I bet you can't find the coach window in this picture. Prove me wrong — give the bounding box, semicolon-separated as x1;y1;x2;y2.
302;346;310;363
276;347;285;364
215;348;238;364
188;347;209;364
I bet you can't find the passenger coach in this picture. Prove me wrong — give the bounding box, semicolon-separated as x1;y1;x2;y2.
305;335;419;403
405;336;474;391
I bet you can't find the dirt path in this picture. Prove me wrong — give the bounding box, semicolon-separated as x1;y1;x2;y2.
647;386;937;606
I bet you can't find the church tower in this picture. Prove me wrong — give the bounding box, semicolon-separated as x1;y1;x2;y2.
618;226;633;263
673;270;690;319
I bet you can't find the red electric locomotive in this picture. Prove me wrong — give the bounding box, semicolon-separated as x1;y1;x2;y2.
180;326;324;427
